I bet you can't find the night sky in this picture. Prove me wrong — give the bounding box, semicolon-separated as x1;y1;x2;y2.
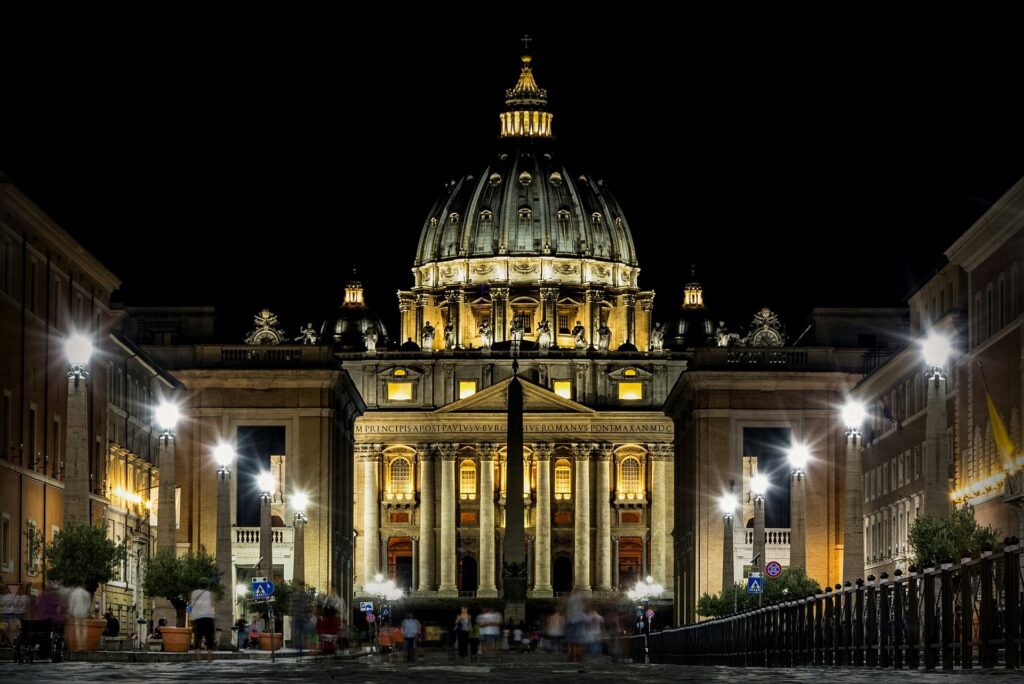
2;22;1022;342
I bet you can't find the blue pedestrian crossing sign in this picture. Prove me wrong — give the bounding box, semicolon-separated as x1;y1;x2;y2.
251;577;275;600
746;575;764;594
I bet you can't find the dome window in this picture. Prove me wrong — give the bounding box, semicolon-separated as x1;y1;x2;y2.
591;212;603;225
518;207;532;221
480;209;493;223
449;213;460;225
489;173;502;186
519;171;532;186
549;171;563;185
557;209;570;222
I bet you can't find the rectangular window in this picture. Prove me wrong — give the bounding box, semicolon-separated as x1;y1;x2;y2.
513;310;533;334
618;382;643;401
51;417;61;477
28;405;37;469
458;380;477;400
557;312;571;335
553;380;572;399
987;286;994;337
973;293;982;346
30;260;38;314
1;391;9;460
1;239;10;294
999;278;1006;329
1;513;11;572
26;519;39;576
387;382;413;401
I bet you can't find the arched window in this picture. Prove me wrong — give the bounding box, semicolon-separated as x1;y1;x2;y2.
460;460;477;500
449;212;460;225
479;209;493;223
388;458;412;500
618;456;643;499
554;459;572;500
518;207;532;221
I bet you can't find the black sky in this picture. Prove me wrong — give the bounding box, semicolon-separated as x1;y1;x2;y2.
2;21;1022;341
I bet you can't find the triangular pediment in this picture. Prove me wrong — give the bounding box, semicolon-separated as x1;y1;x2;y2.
435;377;595;414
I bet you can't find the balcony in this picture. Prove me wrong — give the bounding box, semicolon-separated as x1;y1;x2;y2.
232;526;295;572
234;527;293;545
730;527;791;585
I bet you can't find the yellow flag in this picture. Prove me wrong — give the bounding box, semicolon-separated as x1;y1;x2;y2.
986;390;1016;462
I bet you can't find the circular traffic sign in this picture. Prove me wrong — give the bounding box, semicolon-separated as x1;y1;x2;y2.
765;561;783;578
645;608;655;619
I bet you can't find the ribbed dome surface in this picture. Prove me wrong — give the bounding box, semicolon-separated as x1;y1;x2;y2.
414;145;638;269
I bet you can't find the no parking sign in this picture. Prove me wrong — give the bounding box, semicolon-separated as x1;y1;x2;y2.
765;561;783;578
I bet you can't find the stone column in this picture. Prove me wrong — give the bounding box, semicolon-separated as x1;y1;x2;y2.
259;493;272;578
612;537;620;590
641;296;655;351
411;537;419;592
490;287;509;344
415;292;430;348
398;295;414;346
293;515;306;585
573;446;591;590
216;467;234;648
438;446;458;595
790;470;806;570
586;289;604;350
641;535;648;577
539;287;559;347
649;445;669;584
534;449;553;595
923;372;950;517
417;449;435;592
445;289;463;349
478;445;497;596
753;494;766;572
596;448;613;591
157;434;177;553
623;293;637;347
361;449;379;589
843;431;865;583
65;373;90;525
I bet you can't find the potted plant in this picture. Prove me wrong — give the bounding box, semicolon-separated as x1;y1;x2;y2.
45;523;125;651
142;549;222;653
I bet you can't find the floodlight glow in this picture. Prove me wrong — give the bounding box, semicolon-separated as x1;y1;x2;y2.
842;401;865;430
155;402;180;431
751;474;769;497
922;332;952;369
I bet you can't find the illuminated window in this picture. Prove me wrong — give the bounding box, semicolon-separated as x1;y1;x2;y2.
388;458;412;499
557;312;571;334
393;368;407;377
623;367;638;377
618;382;643;401
554;459;572;500
460;460;477;499
619;457;643;499
387;383;413;401
459;381;477;399
512;309;533;333
553;381;572;399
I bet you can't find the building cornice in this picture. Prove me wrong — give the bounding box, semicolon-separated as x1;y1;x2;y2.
945;177;1024;272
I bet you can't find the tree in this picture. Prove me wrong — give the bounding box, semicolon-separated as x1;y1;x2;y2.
697;567;821;618
46;522;125;592
909;506;1000;569
142;549;223;627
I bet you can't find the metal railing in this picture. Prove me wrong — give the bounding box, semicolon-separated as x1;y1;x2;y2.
640;538;1022;670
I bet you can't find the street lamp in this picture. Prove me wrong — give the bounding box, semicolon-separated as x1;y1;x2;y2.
921;331;952;518
257;472;275;578
155;401;180;554
787;444;810;570
751;474;768;576
64;332;94;524
291;492;309;585
213;442;235;648
628;575;664;663
842;400;866;584
364;572;403;645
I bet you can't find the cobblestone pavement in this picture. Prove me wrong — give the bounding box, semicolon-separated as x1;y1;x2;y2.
1;651;1013;682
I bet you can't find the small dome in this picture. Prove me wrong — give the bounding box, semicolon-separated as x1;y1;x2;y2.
664;268;717;349
331;271;388;352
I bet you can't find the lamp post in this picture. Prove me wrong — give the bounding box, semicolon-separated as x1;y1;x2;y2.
64;333;93;525
751;474;769;575
922;332;952;517
842;400;866;584
719;493;737;594
257;472;274;579
788;444;810;570
155;402;180;554
364;573;403;648
291;492;309;586
214;443;235;649
628;575;663;663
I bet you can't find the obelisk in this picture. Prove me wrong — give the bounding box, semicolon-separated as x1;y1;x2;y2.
503;359;527;624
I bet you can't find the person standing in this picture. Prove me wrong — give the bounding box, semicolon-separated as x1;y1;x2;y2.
477;606;502;656
189;584;215;662
401;612;422;662
453;606;471;658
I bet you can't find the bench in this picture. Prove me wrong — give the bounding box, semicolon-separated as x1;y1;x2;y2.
103;636;129;651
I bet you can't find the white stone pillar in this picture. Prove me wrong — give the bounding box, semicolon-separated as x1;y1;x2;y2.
649;447;668;584
64;374;91;525
417;449;435;592
478;446;497;596
596;449;612;591
573;446;591;590
157;435;177;554
361;450;379;589
790;470;807;570
923;373;950;517
438;447;458;595
534;450;552;596
843;431;865;583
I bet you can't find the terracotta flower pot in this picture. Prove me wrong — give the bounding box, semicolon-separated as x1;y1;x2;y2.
161;626;193;652
63;618;107;651
258;632;282;650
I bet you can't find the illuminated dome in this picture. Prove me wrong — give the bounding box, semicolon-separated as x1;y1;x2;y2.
331;271;388;351
413;55;637;273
